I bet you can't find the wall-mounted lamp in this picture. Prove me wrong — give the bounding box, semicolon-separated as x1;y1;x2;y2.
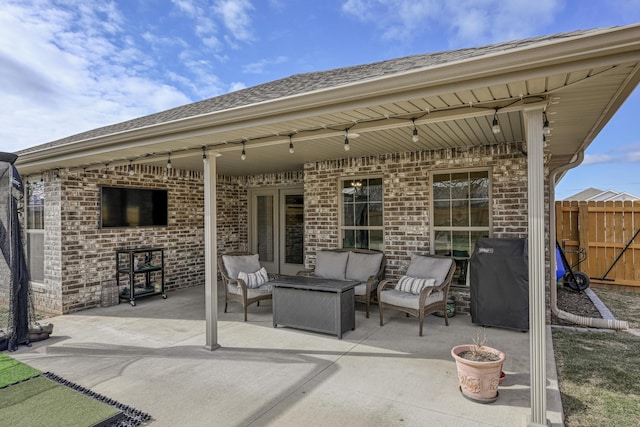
412;119;419;143
241;141;246;160
289;135;295;154
543;112;551;136
492;110;501;134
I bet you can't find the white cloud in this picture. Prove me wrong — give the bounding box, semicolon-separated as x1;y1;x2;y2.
242;56;288;74
341;0;560;46
229;82;247;92
0;1;192;152
583;142;640;165
214;0;255;42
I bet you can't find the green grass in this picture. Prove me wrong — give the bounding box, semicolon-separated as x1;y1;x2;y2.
553;287;640;426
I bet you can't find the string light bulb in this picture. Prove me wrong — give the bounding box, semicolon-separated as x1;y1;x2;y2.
241;142;246;160
543;111;551;136
167;153;172;169
129;160;134;176
344;129;351;151
289;135;294;154
492;110;501;134
412;119;419;143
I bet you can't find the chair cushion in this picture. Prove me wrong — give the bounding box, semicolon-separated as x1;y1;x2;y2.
405;255;453;286
238;267;269;289
354;283;367;296
346;252;383;282
228;283;273;297
314;250;349;280
222;254;261;279
395;276;436;294
380;289;444;309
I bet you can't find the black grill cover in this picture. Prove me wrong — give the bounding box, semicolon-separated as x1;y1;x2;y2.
470;238;529;331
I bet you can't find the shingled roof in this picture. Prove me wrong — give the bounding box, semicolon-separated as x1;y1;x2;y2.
19;28;602;154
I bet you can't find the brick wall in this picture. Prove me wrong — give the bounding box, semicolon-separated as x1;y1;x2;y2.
32;165;304;316
31;145;551;321
303;143;549;317
32;164;204;315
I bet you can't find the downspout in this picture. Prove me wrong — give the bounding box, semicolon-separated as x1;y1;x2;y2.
550;152;629;330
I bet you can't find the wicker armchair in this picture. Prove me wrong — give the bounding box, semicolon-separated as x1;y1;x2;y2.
377;254;455;336
218;252;279;321
297;248;385;318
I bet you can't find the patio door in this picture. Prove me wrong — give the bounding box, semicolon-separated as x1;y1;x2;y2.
249;186;304;275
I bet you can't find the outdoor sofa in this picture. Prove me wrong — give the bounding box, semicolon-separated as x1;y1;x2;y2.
297;248;386;318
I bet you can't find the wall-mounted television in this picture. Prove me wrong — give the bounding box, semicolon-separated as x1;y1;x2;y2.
100;186;168;228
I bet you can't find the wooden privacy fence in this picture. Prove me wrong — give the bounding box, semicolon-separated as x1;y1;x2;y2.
556;200;640;287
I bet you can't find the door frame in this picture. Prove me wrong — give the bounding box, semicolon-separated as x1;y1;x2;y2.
248;185;304;275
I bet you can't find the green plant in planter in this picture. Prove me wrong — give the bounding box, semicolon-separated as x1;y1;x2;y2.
451;329;505;403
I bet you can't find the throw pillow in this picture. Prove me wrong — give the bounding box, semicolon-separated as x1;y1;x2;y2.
314;250;349;280
238;267;269;289
394;276;436;295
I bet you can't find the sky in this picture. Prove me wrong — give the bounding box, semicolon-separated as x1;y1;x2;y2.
1;0;639;199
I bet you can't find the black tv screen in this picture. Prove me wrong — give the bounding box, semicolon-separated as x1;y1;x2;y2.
100;186;168;227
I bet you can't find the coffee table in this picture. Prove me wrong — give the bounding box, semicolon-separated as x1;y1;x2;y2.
271;276;359;339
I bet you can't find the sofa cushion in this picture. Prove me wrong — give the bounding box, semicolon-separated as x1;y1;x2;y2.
405;255;453;286
222;254;261;279
238;267;269;289
395;276;436;294
314;250;349;280
346;252;383;282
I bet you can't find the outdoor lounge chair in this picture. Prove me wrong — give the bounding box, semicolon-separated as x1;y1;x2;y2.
218;252;279;321
377;254;455;336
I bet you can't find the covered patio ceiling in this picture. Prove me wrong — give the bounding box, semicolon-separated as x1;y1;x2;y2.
15;24;640;179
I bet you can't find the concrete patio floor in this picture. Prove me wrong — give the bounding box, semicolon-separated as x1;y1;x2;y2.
11;284;564;426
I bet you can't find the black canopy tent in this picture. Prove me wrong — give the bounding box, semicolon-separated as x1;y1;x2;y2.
0;152;51;351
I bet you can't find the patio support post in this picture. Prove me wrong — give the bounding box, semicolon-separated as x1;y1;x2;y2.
203;149;220;351
524;106;549;426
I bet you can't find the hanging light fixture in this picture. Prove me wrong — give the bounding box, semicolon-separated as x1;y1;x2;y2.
412;118;419;143
492;110;501;134
289;135;294;154
128;160;134;176
167;153;172;169
241;141;246;160
542;111;551;136
344;129;351;151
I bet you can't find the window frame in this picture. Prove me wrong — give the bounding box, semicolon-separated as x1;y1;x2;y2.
429;168;492;286
25;179;45;284
338;175;384;251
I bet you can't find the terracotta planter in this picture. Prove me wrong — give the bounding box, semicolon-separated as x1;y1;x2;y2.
451;344;506;403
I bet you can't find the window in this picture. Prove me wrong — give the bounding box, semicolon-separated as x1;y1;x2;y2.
340;177;383;250
431;170;491;285
26;180;45;282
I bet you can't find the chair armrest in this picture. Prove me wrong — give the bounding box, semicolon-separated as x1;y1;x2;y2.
377;279;397;299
